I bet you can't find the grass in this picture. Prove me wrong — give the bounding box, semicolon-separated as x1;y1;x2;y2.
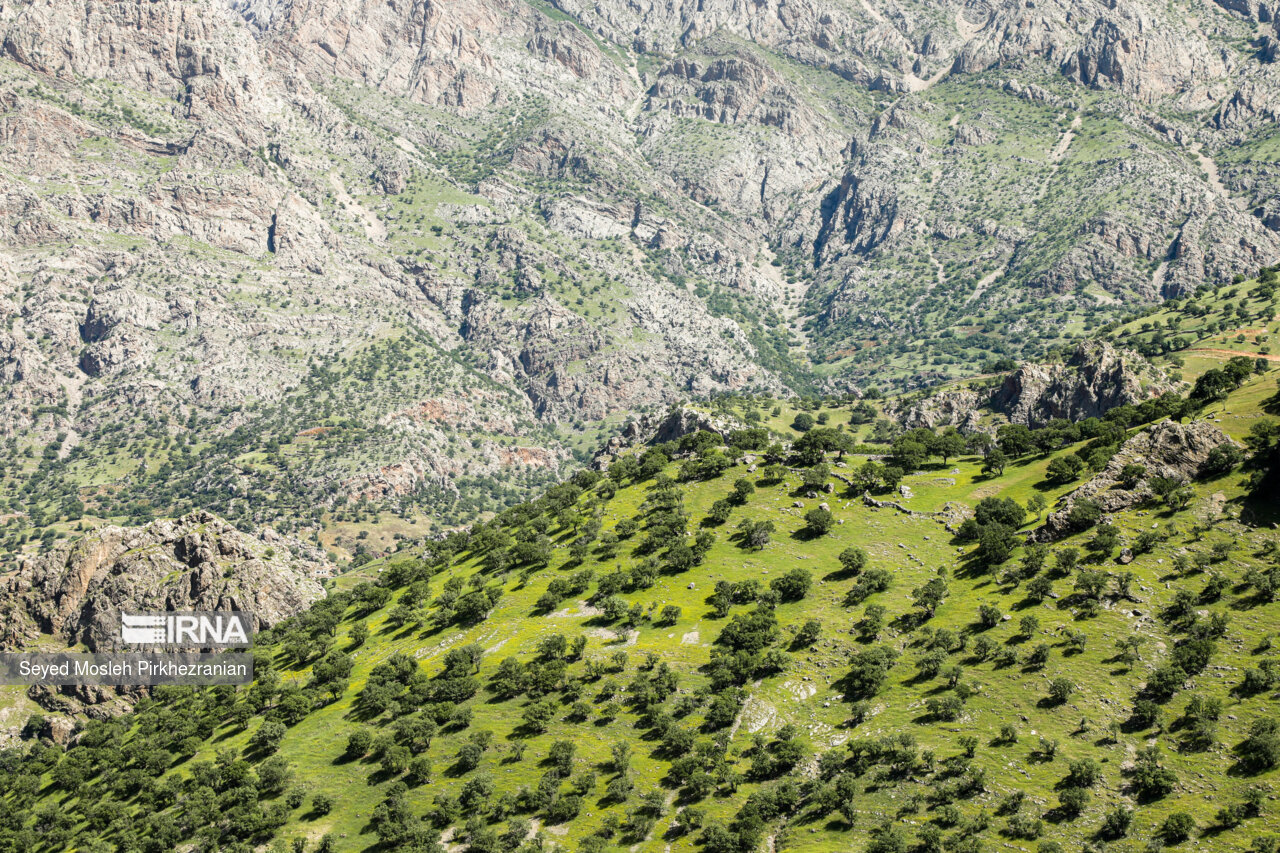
7;370;1278;852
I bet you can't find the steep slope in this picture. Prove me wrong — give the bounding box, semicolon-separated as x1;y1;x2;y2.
1;347;1277;852
0;510;328;654
0;510;329;723
0;0;786;556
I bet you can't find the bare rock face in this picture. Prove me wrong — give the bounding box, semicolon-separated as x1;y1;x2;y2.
651;406;747;444
1034;420;1240;541
887;343;1178;431
892;389;985;431
992;342;1176;427
0;511;327;653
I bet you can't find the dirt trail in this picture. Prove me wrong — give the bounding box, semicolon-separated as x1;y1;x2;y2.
1050;113;1081;162
966;260;1009;304
1151;260;1169;294
913;247;946;309
1187;347;1280;361
955;7;985;39
759;247;811;352
328;172;386;242
1193;144;1245;210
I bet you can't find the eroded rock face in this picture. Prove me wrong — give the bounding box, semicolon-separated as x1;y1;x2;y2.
892;389;985;431
886;343;1178;431
651;406;747;444
0;511;327;653
591;406;747;468
1033;420;1240;541
992;342;1177;427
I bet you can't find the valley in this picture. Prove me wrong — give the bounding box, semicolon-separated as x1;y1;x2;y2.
1;0;1280;849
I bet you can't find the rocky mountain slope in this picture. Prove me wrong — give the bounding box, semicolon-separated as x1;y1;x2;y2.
0;509;328;723
0;0;1278;555
892;339;1181;429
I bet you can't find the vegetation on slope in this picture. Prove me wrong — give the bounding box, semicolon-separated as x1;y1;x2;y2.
3;346;1280;853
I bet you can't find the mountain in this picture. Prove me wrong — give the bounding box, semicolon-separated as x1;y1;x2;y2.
1;0;1279;561
0;280;1278;851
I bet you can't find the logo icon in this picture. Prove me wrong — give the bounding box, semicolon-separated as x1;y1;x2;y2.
120;612;252;647
120;614;167;644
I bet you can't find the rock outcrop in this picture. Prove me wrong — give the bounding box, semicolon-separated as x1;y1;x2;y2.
651;406;748;444
0;511;327;653
886;343;1178;431
591;406;748;468
1034;420;1241;541
892;389;986;431
992;342;1177;427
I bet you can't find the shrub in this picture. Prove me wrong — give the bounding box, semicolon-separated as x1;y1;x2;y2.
1161;812;1195;843
804;507;834;536
1046;678;1074;705
1057;787;1088;816
771;568;812;601
793;620;821;648
1065;758;1101;788
346;728;374;757
1065;498;1102;530
1099;806;1133;839
250;720;287;755
838;546;868;576
1238;718;1280;772
1130;746;1177;800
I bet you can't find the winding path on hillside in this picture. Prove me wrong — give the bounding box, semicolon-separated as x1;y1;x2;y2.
1187;347;1280;361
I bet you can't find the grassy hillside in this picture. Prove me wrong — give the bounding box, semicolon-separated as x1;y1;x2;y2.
1102;271;1279;395
2;363;1280;853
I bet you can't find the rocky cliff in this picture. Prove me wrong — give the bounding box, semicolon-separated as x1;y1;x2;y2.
0;511;327;653
590;405;748;468
1034;419;1241;540
890;388;987;431
889;341;1177;430
992;341;1179;427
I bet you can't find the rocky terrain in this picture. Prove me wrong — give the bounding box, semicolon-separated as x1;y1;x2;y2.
0;509;328;723
893;340;1179;429
1035;419;1242;539
0;0;1278;554
0;511;327;653
992;341;1179;427
591;405;750;468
